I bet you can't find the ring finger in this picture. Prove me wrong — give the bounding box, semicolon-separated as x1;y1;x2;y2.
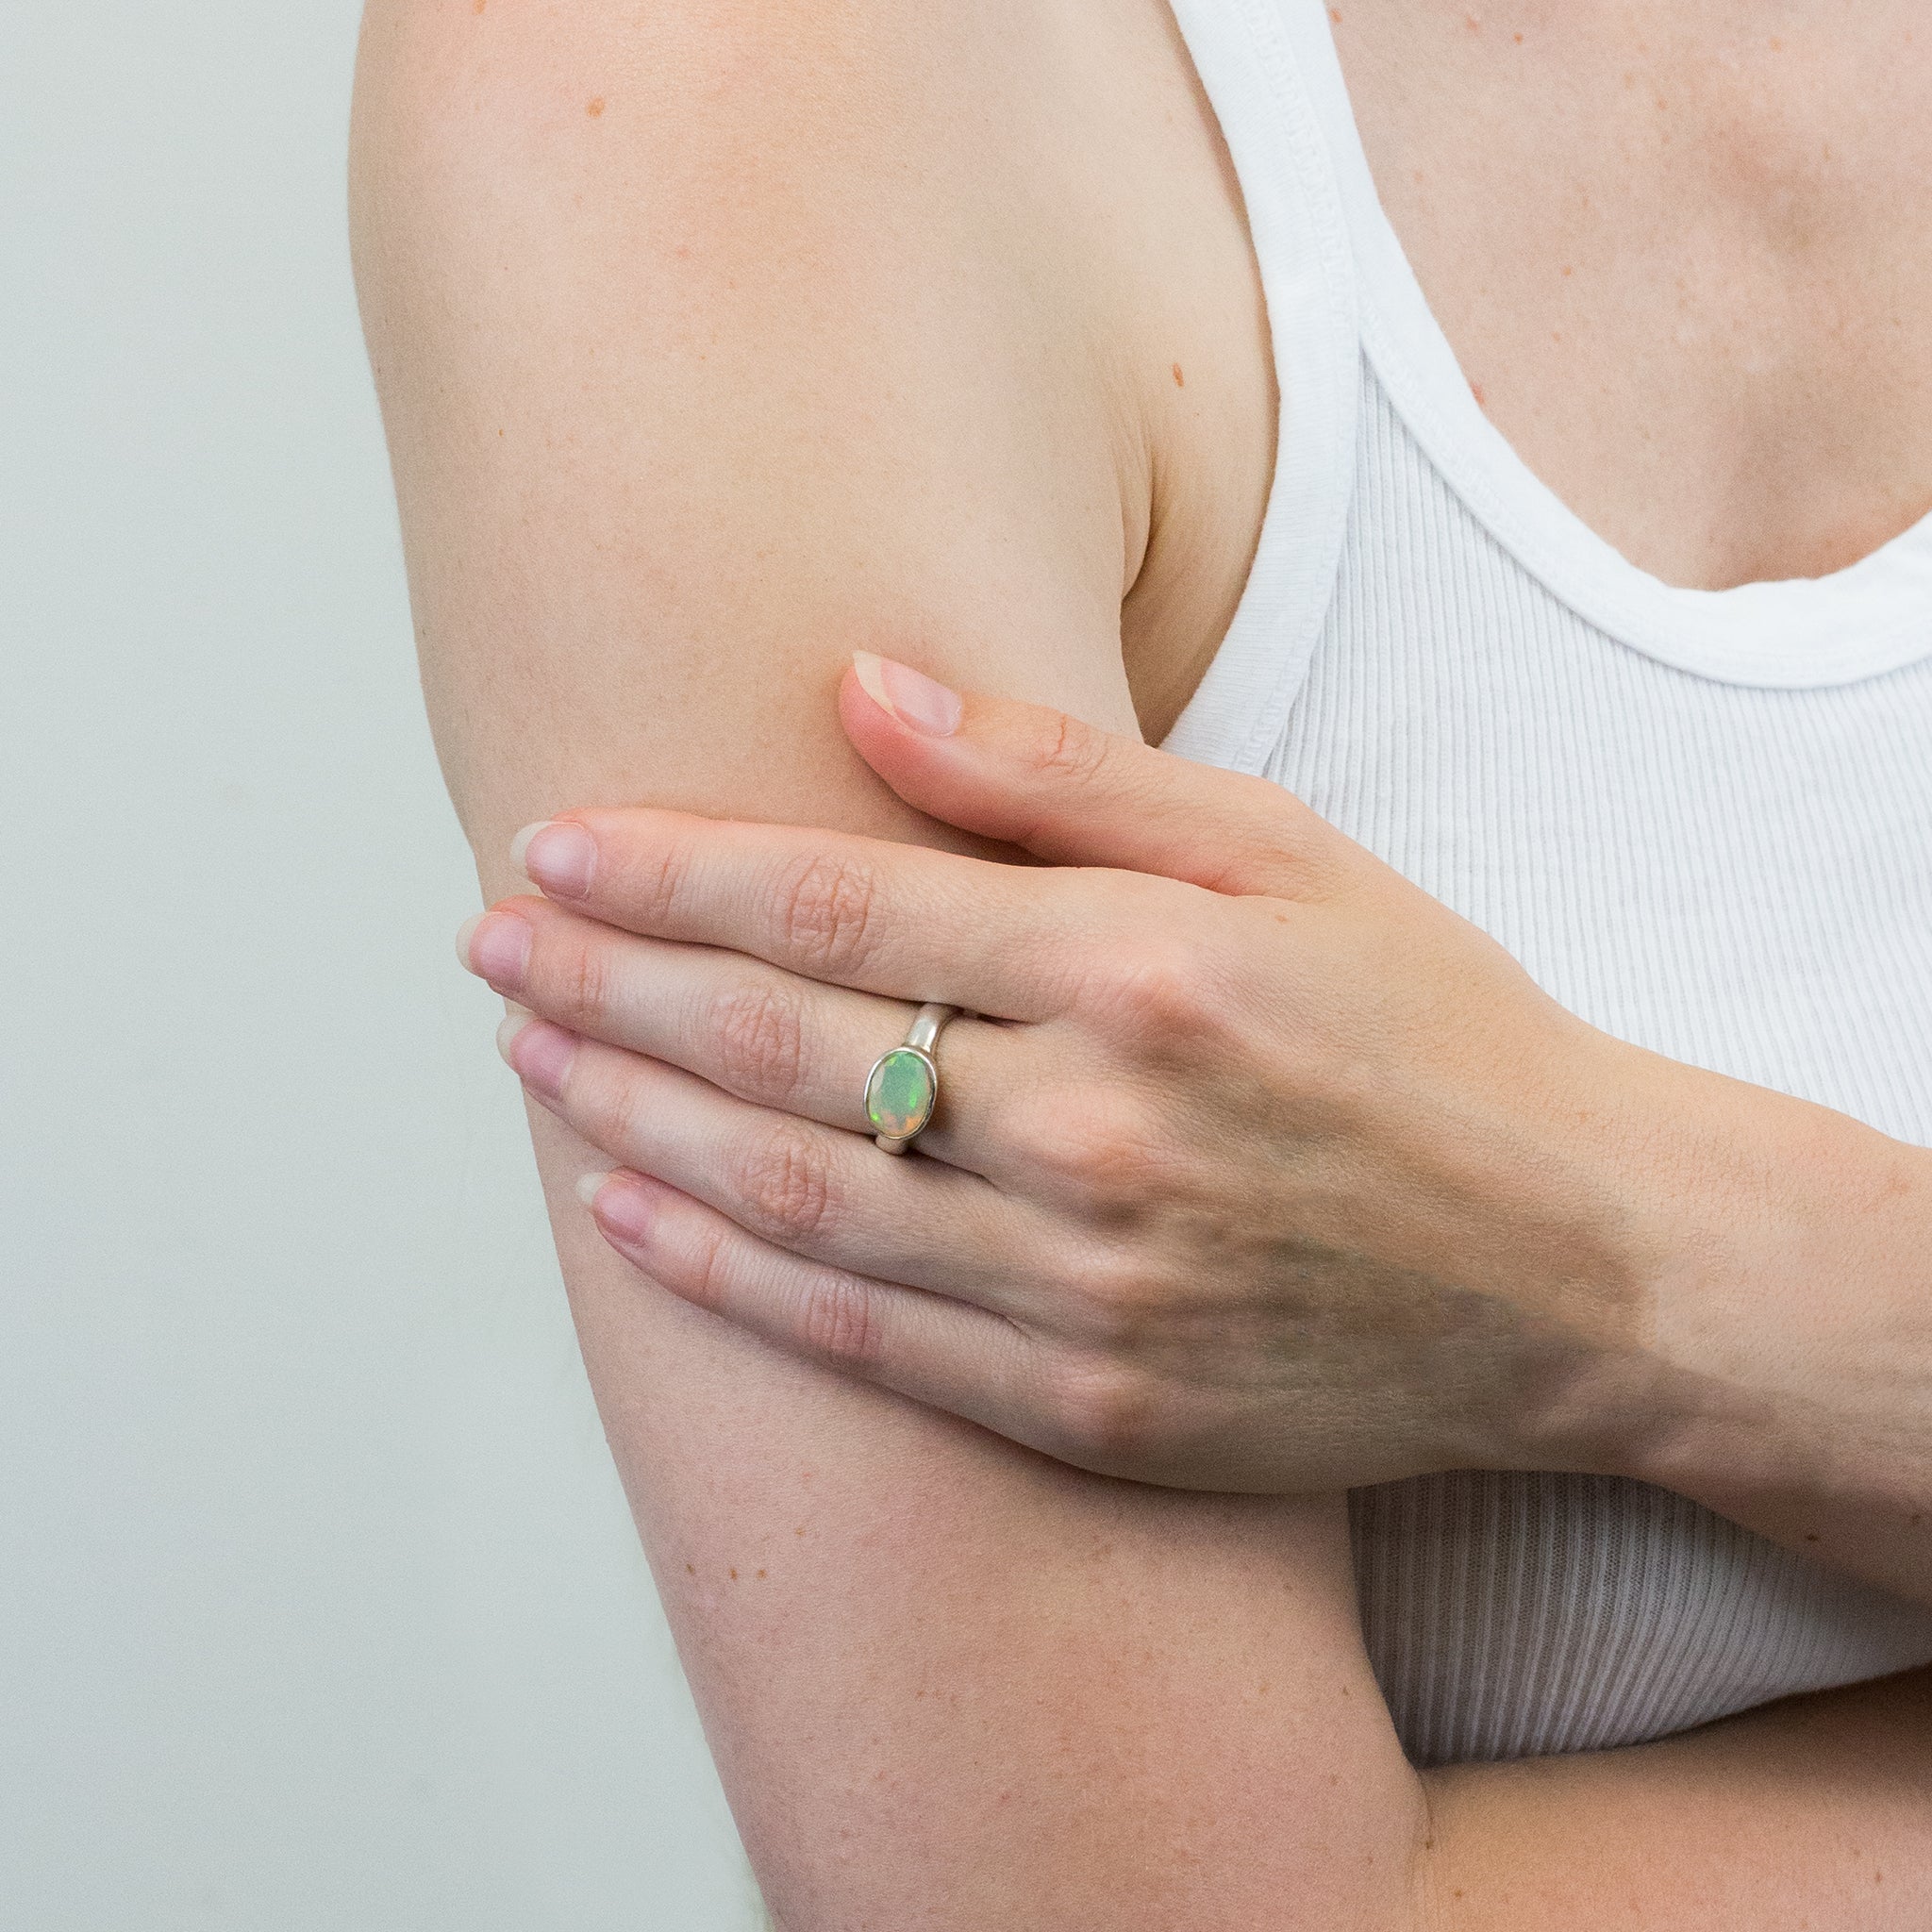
462;897;1022;1171
503;1016;1061;1313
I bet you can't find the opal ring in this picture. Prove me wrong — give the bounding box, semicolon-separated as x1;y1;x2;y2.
865;1003;960;1154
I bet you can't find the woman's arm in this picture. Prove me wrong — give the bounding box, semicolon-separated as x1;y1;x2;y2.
485;664;1932;1609
349;3;1424;1924
351;1;1930;1920
1627;1085;1932;1606
1425;1665;1932;1925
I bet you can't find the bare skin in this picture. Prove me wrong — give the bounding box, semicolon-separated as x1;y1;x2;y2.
1336;1;1932;591
351;0;1932;1922
469;669;1932;1607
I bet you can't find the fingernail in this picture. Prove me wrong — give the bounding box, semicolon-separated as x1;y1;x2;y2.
463;910;533;991
581;1170;656;1243
513;819;596;898
852;650;962;736
499;1014;576;1100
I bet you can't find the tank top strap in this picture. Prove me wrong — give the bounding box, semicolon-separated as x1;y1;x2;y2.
1159;0;1363;770
1185;0;1932;688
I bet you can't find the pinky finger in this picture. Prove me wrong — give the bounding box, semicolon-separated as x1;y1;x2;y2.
577;1167;1046;1440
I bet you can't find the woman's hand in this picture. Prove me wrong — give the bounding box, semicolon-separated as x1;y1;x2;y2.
456;650;1713;1494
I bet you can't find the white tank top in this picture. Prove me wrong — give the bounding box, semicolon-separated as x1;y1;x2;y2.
1162;0;1932;1764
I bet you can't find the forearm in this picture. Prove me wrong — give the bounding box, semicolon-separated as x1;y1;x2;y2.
1426;1665;1932;1930
1582;1038;1932;1602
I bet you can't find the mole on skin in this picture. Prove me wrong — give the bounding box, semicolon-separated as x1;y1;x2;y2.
587;97;606;119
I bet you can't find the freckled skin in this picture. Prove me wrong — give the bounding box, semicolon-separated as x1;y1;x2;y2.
1336;0;1932;588
351;0;1932;1919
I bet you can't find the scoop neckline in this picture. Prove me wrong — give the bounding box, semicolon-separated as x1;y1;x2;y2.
1278;0;1932;690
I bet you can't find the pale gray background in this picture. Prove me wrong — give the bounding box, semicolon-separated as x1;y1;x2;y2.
3;5;761;1925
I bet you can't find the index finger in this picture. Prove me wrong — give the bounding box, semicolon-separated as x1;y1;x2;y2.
510;806;1081;1018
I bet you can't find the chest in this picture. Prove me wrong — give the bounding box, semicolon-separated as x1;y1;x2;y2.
1324;2;1932;591
1271;384;1932;1145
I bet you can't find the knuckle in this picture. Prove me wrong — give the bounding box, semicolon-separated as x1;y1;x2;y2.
1028;710;1116;790
543;929;613;1030
634;830;701;929
708;975;808;1103
587;1058;653;1162
734;1118;839;1246
1093;938;1213;1044
1042;1352;1159;1468
773;851;881;975
1005;1087;1168;1224
1066;1249;1169;1349
793;1272;881;1369
675;1215;733;1312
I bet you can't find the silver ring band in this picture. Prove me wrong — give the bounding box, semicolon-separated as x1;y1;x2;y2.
865;1003;960;1154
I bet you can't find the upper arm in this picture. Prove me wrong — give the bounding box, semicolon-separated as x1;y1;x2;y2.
348;8;1932;1923
350;2;1425;1924
352;0;1143;833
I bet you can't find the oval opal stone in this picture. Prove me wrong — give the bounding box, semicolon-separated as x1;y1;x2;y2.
866;1046;936;1140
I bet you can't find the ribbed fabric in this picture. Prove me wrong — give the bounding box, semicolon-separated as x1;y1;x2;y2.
1352;1474;1932;1767
1163;0;1932;1763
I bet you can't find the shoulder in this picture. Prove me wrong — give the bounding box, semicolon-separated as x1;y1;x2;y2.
352;0;1271;740
352;0;1136;557
351;0;1124;306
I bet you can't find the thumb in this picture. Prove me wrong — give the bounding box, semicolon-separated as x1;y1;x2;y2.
840;651;1346;896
